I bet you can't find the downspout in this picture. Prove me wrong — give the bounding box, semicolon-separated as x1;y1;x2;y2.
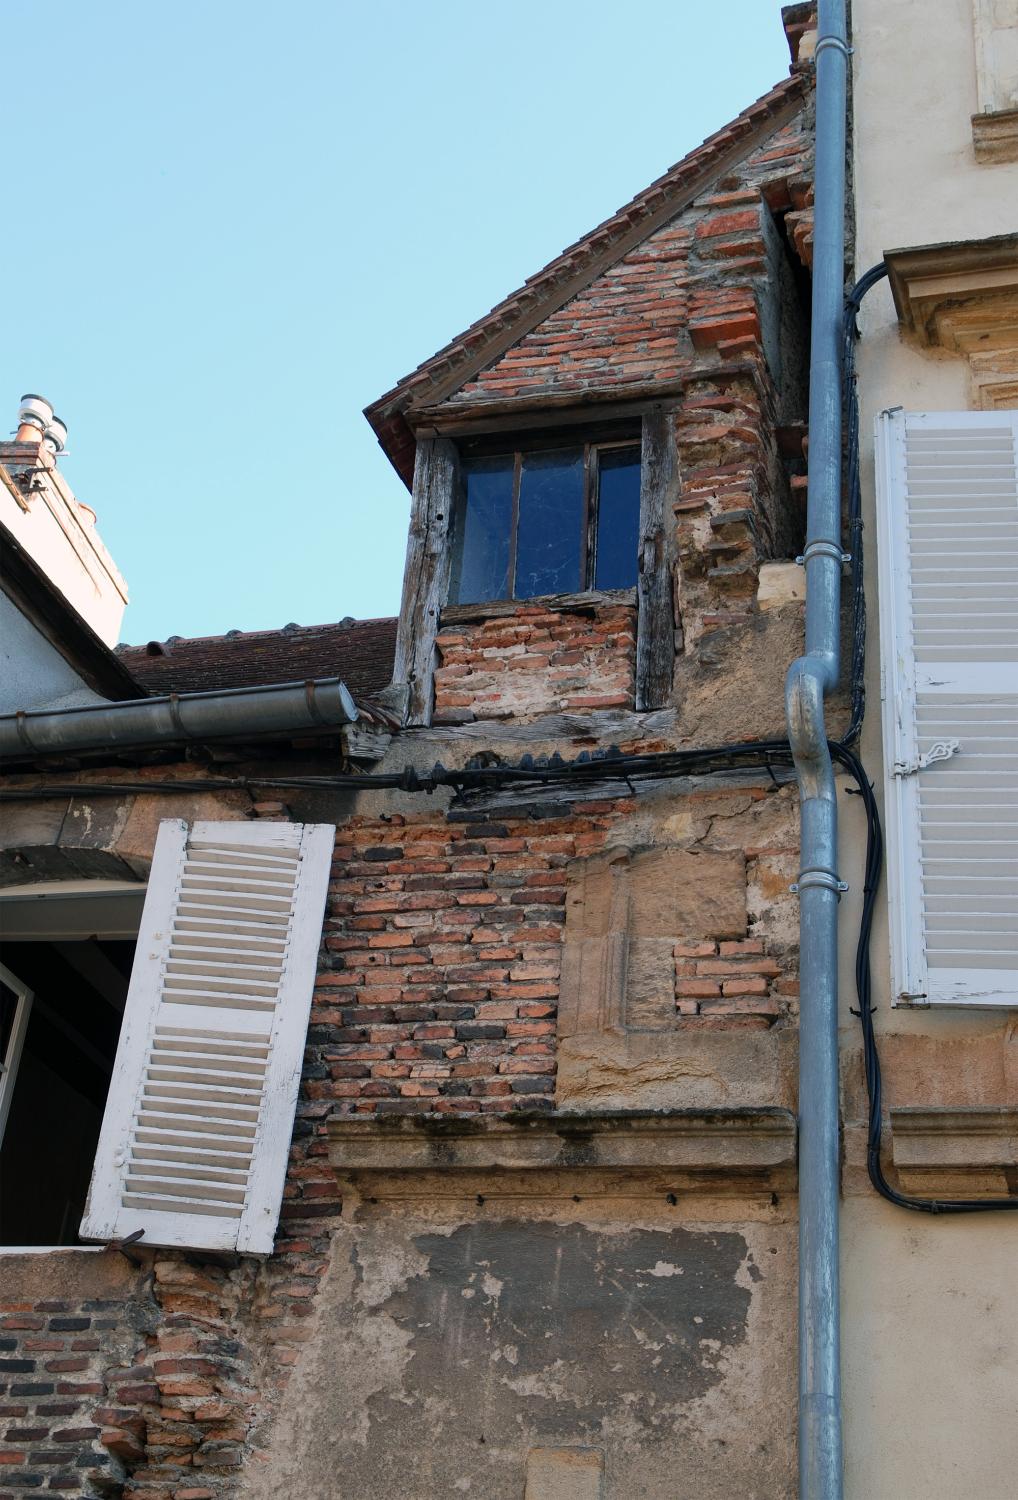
785;3;850;1498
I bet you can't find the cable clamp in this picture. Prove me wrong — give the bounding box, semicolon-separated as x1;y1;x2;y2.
814;35;853;60
796;539;851;566
790;867;848;897
892;739;959;778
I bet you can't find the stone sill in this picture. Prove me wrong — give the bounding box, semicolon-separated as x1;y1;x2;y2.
441;587;636;627
890;1106;1018;1197
329;1108;797;1191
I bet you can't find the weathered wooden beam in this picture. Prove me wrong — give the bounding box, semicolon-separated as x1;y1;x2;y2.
635;407;679;711
340;723;393;763
390;437;459;727
441;587;635;626
410;705;677;745
414;394;658;438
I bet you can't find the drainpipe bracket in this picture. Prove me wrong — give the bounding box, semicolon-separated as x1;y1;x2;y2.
814;35;853;59
795;540;851;566
790;868;848;898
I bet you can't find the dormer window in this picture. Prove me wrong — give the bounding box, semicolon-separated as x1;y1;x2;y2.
449;438;642;605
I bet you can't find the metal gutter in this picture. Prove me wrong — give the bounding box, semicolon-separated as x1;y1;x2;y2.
0;678;358;762
784;3;850;1497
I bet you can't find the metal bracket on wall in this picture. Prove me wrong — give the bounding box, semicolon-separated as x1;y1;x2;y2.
892;739;960;778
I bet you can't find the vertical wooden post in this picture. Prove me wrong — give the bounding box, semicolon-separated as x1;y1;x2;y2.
635;407;679;710
390;437;459;727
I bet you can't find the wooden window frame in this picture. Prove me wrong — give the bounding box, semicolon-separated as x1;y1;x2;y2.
451;437;640;607
390;406;679;726
0;961;33;1150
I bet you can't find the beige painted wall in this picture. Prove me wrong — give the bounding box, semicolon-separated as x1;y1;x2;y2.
0;461;128;646
845;3;1018;1495
842;1198;1018;1500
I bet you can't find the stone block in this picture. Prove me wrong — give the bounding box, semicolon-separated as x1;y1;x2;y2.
525;1447;603;1500
756;562;805;611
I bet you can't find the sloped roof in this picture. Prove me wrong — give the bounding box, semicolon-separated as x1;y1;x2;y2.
117;617;397;703
365;70;809;486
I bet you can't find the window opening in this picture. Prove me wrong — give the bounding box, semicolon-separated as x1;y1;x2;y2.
0;937;134;1246
450;440;641;605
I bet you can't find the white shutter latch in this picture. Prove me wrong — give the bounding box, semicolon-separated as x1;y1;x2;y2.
892;739;960;778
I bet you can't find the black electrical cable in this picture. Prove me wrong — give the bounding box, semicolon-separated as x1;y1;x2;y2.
833;739;1017;1213
842;260;888;747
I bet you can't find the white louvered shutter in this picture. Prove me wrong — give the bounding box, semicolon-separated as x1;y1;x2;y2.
875;409;1018;1007
80;818;333;1252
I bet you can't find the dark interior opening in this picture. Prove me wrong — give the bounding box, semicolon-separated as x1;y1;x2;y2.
0;939;133;1246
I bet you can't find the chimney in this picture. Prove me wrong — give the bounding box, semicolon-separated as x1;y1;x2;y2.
14;394;67;463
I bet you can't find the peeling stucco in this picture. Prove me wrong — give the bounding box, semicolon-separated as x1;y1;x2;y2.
249;1204;795;1500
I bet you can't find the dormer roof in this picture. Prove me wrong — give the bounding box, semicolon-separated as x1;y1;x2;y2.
365;71;809;487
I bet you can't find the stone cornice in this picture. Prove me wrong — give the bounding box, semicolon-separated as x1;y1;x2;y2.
328;1108;797;1193
971;107;1018;165
890;1106;1018;1198
885;234;1018;353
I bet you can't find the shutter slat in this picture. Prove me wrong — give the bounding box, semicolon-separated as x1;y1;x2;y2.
877;410;1018;1008
80;818;334;1251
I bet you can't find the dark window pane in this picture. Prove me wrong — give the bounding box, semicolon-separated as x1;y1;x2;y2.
514;448;584;599
594;446;641;590
451;458;514;603
1;978;19;1064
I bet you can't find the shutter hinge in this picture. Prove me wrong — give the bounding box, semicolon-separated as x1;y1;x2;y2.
892;739;959;778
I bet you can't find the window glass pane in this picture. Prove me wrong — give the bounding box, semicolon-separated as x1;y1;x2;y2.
594;446;641;590
450;458;514;603
514;448;584;598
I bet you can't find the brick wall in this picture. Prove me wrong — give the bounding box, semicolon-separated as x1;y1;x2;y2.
674;371;799;650
306;807;624;1116
433;604;636;724
449;116;812;409
673;939;792;1026
0;1291;149;1499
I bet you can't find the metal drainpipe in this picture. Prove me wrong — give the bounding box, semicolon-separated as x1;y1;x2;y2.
785;3;850;1497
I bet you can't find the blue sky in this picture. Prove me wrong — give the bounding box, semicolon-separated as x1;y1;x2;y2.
5;1;792;646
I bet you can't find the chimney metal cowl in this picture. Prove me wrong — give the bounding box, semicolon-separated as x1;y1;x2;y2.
17;393;53;436
44;415;68;454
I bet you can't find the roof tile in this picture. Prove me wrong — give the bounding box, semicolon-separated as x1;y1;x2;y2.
117;618;397;703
